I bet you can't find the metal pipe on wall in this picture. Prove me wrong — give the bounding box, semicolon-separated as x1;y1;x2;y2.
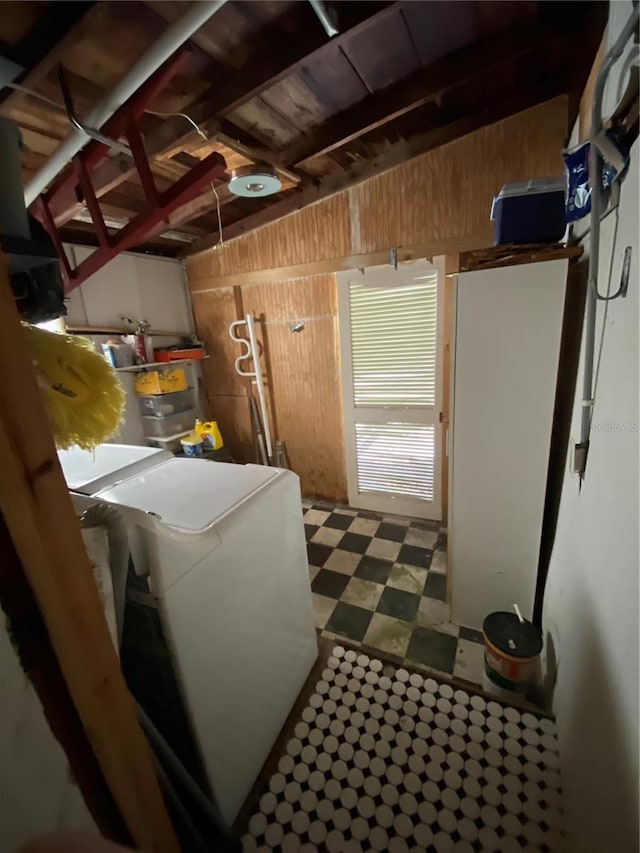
229;315;273;463
308;0;339;37
23;0;228;207
577;3;639;473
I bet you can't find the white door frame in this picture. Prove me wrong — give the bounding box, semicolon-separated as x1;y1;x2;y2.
337;258;444;520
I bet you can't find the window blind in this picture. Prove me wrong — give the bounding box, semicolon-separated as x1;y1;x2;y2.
355;422;435;499
348;274;438;408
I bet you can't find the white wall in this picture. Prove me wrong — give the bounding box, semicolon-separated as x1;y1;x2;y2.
64;246;194;335
542;4;639;851
0;622;94;850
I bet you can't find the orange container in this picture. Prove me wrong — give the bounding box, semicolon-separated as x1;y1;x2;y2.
153;347;205;362
482;611;542;693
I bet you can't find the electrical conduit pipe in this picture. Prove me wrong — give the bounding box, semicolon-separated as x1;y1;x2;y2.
578;3;639;472
23;0;228;207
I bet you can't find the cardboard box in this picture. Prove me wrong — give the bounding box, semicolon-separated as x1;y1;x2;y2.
135;367;188;395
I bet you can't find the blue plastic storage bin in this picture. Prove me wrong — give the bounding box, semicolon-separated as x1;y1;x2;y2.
491;177;566;245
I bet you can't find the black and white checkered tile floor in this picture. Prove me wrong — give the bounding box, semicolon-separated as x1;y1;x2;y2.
243;647;564;852
303;501;484;686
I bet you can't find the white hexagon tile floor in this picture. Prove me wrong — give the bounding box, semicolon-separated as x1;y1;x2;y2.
242;647;564;853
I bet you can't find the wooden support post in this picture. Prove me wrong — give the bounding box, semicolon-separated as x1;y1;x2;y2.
442;254;459;602
0;516;129;843
0;254;179;852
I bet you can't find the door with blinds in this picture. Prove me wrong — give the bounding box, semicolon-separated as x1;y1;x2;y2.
337;260;442;520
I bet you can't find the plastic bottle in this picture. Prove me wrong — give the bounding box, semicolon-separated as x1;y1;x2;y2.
196;420;223;449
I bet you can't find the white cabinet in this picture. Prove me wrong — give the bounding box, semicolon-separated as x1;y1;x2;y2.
449;259;568;630
64;247;193;334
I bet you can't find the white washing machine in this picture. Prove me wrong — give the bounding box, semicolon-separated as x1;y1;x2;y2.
58;443;172;494
89;457;317;829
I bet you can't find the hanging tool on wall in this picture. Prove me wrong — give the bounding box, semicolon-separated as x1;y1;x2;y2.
275;440;289;469
229;314;273;464
249;396;268;466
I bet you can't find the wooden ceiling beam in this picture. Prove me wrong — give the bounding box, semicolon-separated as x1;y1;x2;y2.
48;109;293;228
68;187;209;239
0;2;98;117
48;104;222;227
44;4;399;228
200;2;399;119
165;186;233;230
185;84;568;258
216;122;301;185
278;16;577;169
58;222;181;256
154;112;303;184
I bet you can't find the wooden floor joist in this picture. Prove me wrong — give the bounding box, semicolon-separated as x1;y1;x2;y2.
0;254;179;853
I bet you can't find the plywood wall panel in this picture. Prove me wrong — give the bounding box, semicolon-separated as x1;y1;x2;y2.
190;274;348;501
186;97;568;286
187;99;568;501
241;275;346;499
352;97;568;253
191;288;245;398
241;274;337;321
208;395;255;463
260;317;347;501
187;193;351;282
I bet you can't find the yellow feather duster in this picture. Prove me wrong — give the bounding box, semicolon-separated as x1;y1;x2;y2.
27;326;126;450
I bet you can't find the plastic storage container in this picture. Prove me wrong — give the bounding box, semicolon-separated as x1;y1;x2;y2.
180;434;204;457
142;408;197;438
154;346;206;362
491;177;566;245
138;388;194;417
135;367;188;395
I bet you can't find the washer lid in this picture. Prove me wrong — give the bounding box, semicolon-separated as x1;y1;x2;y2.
95;459;280;532
58;444;170;493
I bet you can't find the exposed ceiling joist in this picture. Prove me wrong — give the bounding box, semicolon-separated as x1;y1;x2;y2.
215;123;301;185
5;0;605;257
0;2;96;116
183;2;606;256
152;109;303;184
277;17;568;168
186;85;568;257
197;1;399;119
39;4;400;229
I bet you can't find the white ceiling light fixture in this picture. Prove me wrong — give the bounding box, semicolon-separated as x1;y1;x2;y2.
227;164;282;198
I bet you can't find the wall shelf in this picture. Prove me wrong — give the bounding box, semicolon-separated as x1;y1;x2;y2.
115;357;208;373
66;324;192;337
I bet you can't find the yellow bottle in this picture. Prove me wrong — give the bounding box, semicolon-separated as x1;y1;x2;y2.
195;419;223;450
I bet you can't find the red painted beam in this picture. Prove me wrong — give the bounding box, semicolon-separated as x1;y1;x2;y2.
73;158;111;248
37;51;190;224
34;196;74;284
125;110;160;207
62;151;226;292
27;48;225;294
